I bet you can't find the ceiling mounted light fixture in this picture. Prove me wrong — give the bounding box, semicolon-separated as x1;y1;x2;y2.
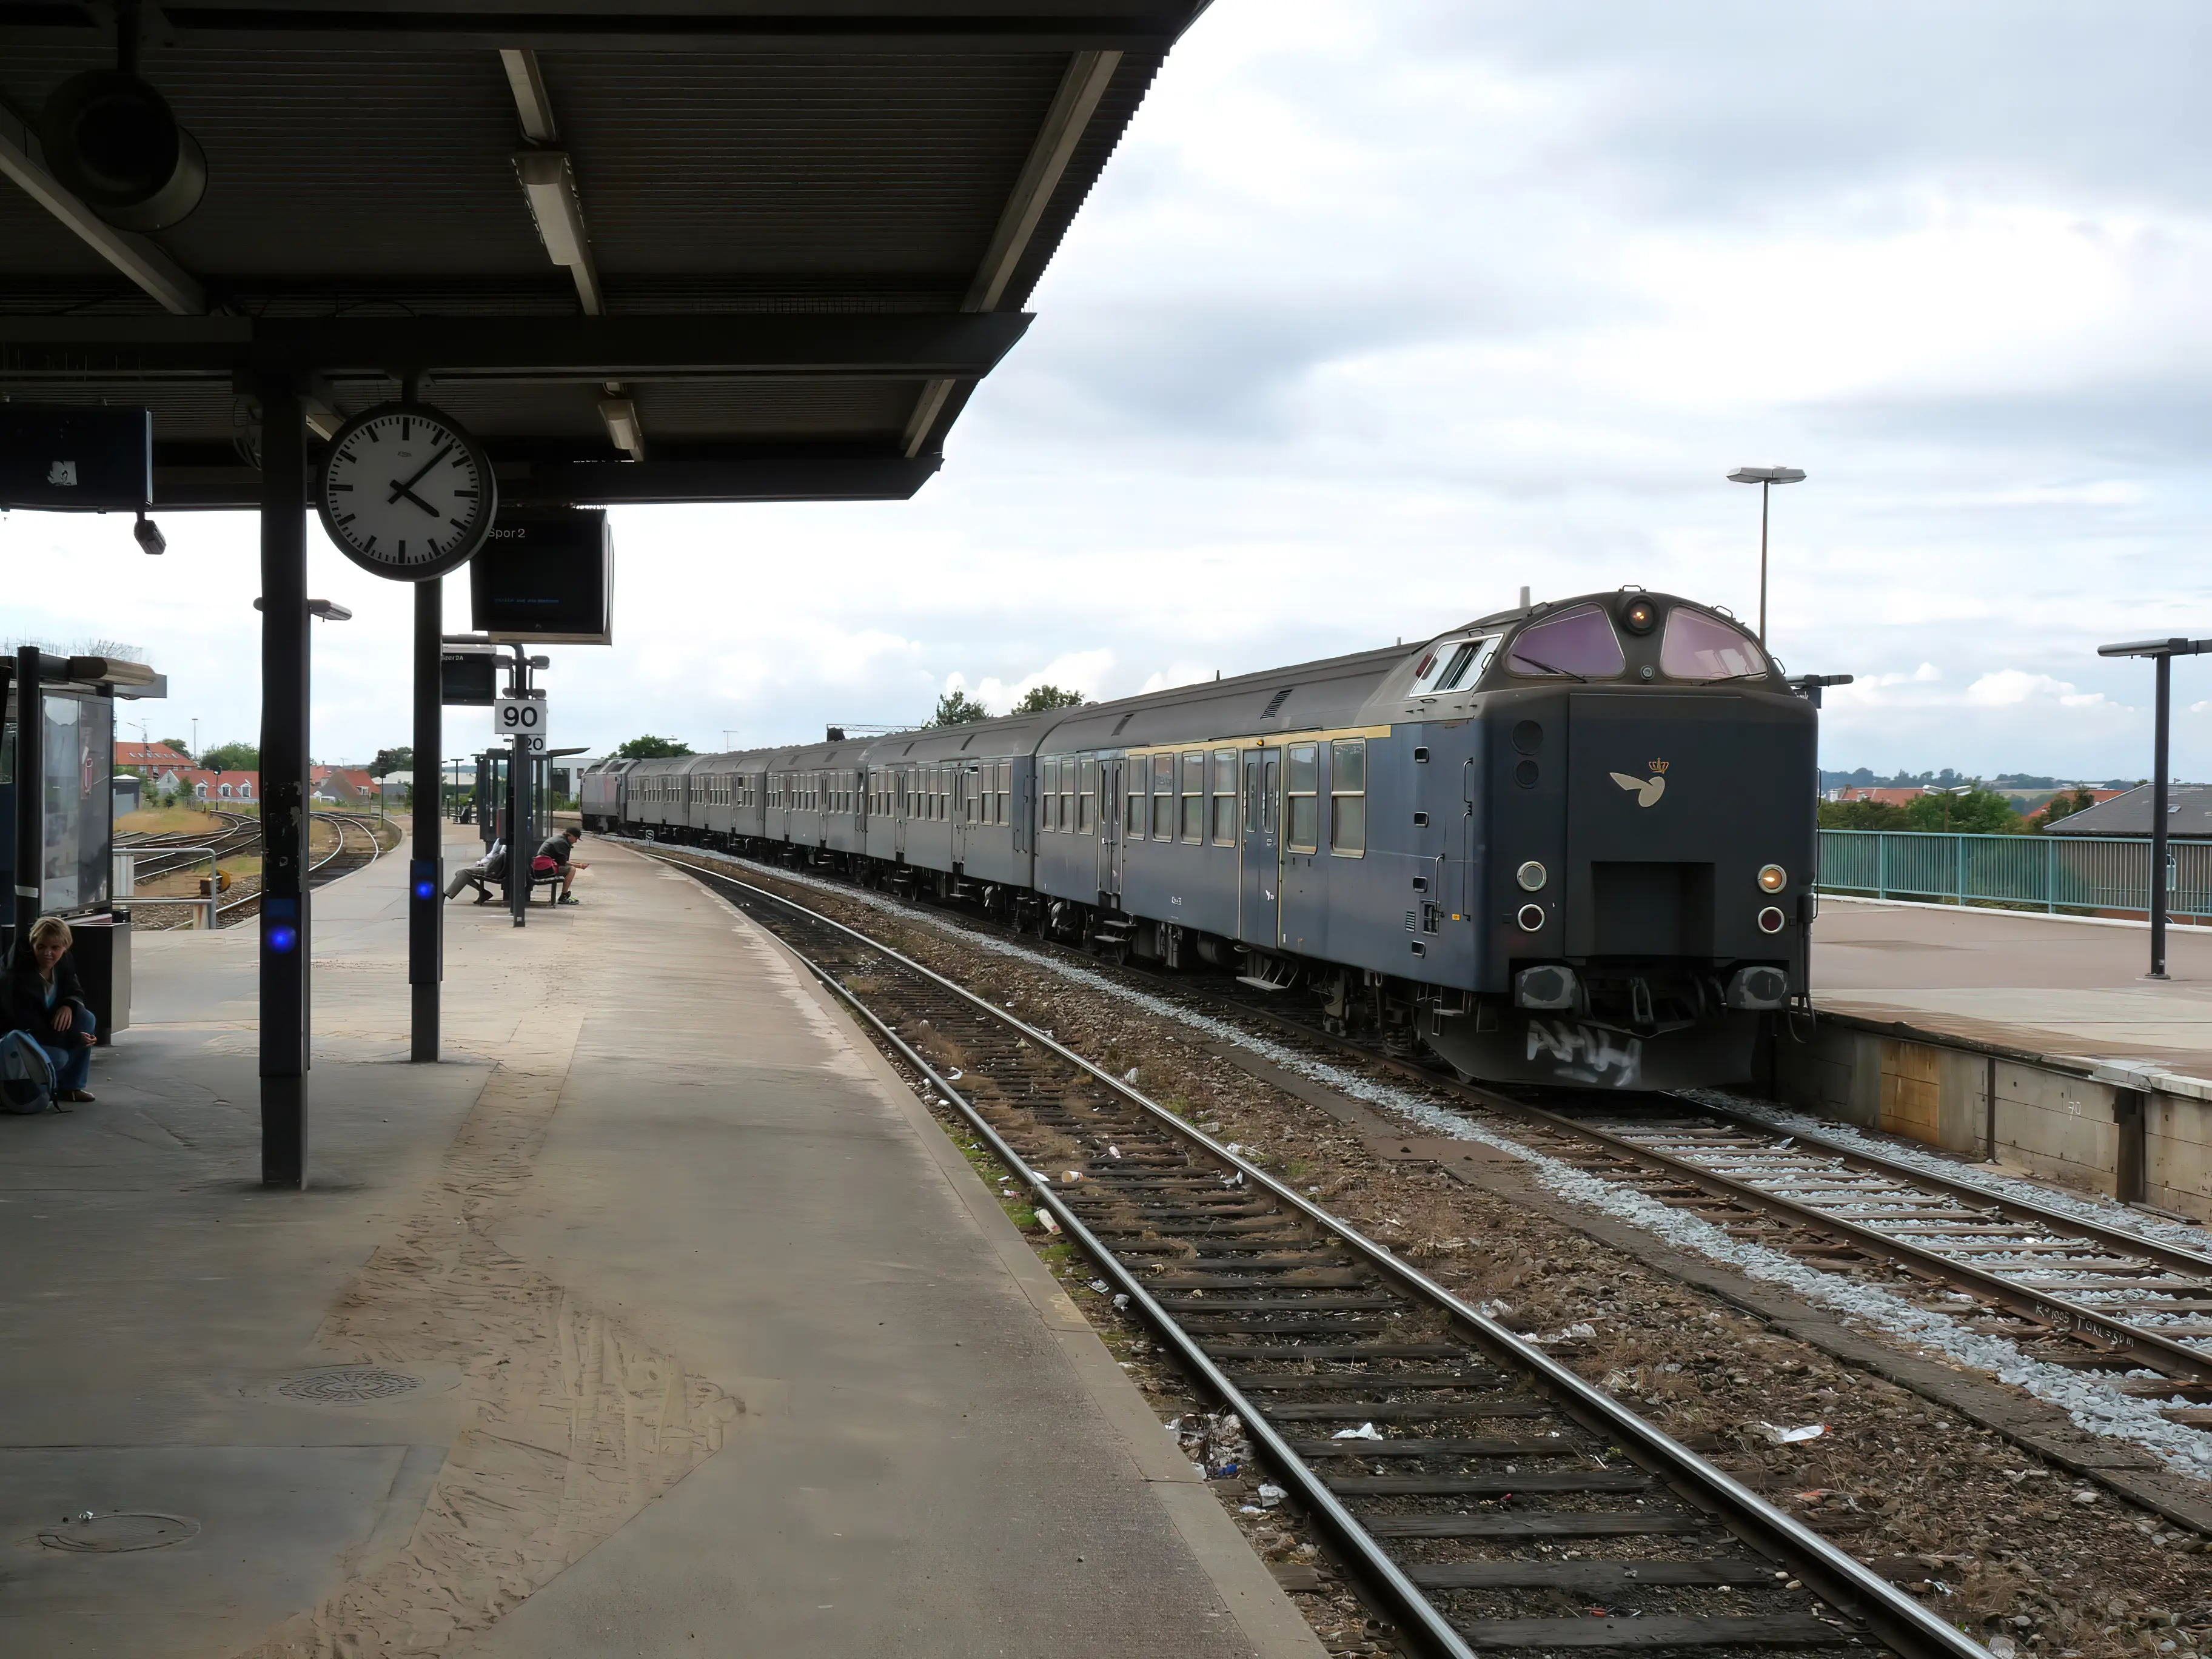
38;5;207;232
514;149;603;315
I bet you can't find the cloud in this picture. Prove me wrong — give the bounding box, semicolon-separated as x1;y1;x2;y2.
9;5;2212;783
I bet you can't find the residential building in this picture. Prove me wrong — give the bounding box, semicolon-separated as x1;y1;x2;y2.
2047;785;2211;838
117;740;194;773
310;766;375;805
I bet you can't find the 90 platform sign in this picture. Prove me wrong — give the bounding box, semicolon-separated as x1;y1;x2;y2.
494;695;548;749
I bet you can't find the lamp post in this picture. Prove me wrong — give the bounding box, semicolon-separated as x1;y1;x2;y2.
2095;635;2212;979
1728;466;1806;645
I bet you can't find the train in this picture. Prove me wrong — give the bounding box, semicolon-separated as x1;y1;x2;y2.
581;589;1817;1089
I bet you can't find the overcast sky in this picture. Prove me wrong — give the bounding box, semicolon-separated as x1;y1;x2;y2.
12;1;2212;780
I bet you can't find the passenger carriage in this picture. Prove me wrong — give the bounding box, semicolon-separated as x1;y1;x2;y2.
609;591;1811;1088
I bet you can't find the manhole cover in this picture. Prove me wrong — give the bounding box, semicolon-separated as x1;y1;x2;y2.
38;1512;199;1553
276;1364;424;1405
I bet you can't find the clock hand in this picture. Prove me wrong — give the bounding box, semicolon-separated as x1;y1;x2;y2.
386;442;455;505
387;480;441;516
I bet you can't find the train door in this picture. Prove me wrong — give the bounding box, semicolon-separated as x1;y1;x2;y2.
1094;756;1120;901
1238;747;1281;945
952;764;974;866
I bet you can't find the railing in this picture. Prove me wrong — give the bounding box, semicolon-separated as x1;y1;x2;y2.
1817;830;2212;919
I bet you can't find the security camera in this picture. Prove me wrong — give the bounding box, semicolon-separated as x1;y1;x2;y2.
133;512;166;555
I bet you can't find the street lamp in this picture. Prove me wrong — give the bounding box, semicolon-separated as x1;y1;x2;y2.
2096;635;2212;980
1728;466;1806;645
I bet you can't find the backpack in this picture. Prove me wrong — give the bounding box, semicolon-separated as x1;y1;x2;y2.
0;1030;55;1114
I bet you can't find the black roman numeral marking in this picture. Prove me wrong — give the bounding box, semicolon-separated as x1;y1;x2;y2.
401;417;411;439
365;426;380;444
449;516;467;529
398;540;407;558
364;534;378;551
330;481;353;491
453;488;477;497
336;512;355;525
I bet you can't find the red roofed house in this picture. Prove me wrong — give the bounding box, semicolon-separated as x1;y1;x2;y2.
186;769;258;803
1824;786;1928;806
118;740;196;796
310;766;375;805
118;740;193;772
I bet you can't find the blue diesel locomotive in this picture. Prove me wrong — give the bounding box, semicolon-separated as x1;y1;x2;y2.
581;589;1815;1088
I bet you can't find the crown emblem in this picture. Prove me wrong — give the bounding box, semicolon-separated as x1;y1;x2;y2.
1647;758;1670;774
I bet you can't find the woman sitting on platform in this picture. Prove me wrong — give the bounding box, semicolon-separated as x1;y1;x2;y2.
5;916;98;1105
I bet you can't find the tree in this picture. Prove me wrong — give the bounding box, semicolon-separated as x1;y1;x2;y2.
372;746;414;778
1010;683;1084;714
1818;798;1912;831
2031;788;2097;832
1902;788;2023;836
159;737;189;754
615;734;694;760
927;689;991;727
200;740;259;773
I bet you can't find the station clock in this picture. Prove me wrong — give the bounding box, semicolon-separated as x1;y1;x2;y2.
314;401;497;580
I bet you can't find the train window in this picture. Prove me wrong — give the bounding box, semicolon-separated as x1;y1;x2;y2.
1127;768;1146;836
1508;604;1626;679
1040;760;1056;831
1660;608;1766;680
1059;763;1076;832
1412;635;1499;695
1078;759;1096;834
1151;753;1175;840
1212;749;1238;845
1244;755;1259;836
1265;757;1279;833
1330;739;1367;856
997;761;1011;827
1286;744;1319;851
1180;752;1205;842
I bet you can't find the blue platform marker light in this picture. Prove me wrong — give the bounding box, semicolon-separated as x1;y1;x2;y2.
411;859;438;901
265;896;299;953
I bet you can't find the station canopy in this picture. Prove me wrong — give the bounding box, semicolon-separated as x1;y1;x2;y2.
0;2;1209;508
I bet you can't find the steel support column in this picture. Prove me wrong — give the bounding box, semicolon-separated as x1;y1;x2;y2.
11;645;39;951
2152;652;2172;979
258;380;310;1187
410;578;442;1059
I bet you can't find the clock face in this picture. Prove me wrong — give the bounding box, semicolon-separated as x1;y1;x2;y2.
315;403;497;581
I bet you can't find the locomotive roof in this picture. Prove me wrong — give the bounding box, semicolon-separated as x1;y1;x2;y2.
658;590;1781;770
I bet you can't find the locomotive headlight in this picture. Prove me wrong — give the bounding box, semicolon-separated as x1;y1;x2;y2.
1516;859;1547;892
1758;863;1787;893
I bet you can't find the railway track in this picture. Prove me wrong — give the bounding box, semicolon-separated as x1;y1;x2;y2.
648;848;1980;1659
218;812;385;923
127;812;386;928
116;809;257;882
634;841;2212;1474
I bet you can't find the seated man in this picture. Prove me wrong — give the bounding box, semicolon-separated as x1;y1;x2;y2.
4;916;98;1105
534;827;589;905
444;839;507;904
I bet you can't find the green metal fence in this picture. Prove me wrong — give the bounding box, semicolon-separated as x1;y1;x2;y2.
1816;830;2212;918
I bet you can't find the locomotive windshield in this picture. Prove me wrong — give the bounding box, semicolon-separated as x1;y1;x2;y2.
1660;609;1766;679
1507;605;1626;678
1410;634;1500;695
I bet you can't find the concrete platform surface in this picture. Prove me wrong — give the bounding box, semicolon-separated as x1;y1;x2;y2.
0;827;1320;1659
1814;897;2212;1082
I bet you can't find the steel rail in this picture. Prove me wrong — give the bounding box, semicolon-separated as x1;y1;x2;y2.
1675;1099;2212;1281
652;848;1989;1659
1151;970;2212;1386
636;840;2212;1386
1431;1090;2212;1385
216;812;383;921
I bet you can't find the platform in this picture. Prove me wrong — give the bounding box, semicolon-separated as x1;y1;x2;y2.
0;828;1319;1658
1814;896;2212;1085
